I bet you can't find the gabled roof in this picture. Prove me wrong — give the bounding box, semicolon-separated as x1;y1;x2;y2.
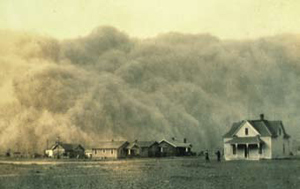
248;120;272;136
52;143;84;151
265;121;290;138
223;118;290;139
127;141;158;149
92;141;128;149
223;122;243;138
159;139;192;148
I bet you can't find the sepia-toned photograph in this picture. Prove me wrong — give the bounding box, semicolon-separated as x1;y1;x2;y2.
0;0;300;188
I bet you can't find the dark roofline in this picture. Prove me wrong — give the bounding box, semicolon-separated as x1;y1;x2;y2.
51;143;84;150
223;118;291;139
159;139;192;148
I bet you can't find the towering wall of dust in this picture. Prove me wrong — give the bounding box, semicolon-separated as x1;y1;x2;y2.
0;27;300;153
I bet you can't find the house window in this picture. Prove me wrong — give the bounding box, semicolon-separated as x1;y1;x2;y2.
283;144;285;154
103;149;105;153
111;150;114;154
233;145;236;155
94;150;97;154
245;128;249;135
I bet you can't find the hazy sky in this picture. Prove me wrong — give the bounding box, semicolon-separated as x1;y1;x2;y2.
1;0;300;39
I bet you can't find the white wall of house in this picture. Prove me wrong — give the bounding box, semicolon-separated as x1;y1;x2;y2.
271;134;290;158
248;145;260;160
224;133;272;160
260;137;272;159
224;136;289;160
223;138;233;160
45;150;53;157
224;141;262;160
224;120;291;160
92;148;118;159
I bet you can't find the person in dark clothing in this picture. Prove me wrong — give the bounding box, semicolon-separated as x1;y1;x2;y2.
205;150;210;162
216;150;221;162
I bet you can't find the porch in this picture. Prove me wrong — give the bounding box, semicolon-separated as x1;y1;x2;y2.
226;136;264;160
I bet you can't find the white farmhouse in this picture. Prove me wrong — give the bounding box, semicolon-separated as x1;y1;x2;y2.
223;114;291;160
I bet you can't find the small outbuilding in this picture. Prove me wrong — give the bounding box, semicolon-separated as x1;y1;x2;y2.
158;138;192;157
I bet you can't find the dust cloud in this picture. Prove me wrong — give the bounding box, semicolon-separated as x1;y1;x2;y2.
1;27;300;153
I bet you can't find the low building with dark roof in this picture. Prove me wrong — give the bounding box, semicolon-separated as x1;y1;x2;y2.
46;142;85;158
223;114;291;160
91;141;129;159
126;140;159;157
158;138;192;157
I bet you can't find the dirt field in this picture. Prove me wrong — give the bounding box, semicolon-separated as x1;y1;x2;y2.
0;157;299;189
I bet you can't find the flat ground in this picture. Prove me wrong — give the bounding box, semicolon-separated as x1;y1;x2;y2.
0;157;299;189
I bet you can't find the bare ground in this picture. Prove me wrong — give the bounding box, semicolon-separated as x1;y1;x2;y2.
0;157;299;189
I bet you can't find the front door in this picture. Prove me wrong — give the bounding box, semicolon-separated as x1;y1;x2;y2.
244;146;248;158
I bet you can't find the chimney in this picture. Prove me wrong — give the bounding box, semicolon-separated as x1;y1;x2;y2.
172;137;175;141
56;136;60;145
134;139;138;143
260;114;264;120
183;138;187;143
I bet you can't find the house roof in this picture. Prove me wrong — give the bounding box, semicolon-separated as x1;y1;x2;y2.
223;122;242;138
226;136;264;144
92;141;128;149
127;141;157;149
159;139;192;148
248;120;272;136
223;119;290;139
52;143;84;151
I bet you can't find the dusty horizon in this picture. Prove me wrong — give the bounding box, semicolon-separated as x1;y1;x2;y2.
0;25;300;154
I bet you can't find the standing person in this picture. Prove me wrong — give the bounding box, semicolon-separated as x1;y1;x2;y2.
205;150;210;162
216;150;221;162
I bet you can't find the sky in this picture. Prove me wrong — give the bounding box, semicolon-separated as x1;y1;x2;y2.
1;0;300;152
1;0;300;39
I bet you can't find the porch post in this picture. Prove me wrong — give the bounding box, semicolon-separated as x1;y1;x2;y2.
246;143;249;158
235;143;238;157
257;143;260;155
